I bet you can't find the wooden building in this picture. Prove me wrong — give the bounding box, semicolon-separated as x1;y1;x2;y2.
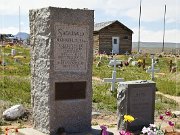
93;20;133;54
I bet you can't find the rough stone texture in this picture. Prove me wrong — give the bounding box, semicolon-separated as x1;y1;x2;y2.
30;7;94;135
117;80;156;133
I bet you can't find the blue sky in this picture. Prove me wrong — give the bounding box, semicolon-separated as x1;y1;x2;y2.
0;0;179;42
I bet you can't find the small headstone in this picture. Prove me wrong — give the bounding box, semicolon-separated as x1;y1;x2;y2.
3;104;25;120
117;80;156;133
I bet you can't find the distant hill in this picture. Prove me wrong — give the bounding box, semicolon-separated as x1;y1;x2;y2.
133;42;180;49
15;32;29;40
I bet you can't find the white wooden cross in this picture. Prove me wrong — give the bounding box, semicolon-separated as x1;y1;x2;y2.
146;54;160;81
111;50;114;55
103;57;124;91
125;51;129;56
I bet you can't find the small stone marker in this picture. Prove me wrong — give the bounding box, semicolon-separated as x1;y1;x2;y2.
11;49;16;56
117;80;156;133
30;7;94;134
146;54;160;81
104;58;124;91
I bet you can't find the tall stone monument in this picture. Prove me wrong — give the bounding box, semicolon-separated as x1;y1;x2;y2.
30;7;94;134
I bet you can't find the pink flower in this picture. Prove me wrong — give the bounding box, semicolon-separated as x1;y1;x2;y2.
159;115;164;120
168;121;175;127
165;111;172;116
119;130;131;135
100;126;109;135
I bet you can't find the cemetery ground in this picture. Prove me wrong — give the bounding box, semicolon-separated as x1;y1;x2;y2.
0;45;180;133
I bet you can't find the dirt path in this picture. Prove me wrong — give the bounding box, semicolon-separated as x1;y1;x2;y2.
156;91;180;105
92;76;103;82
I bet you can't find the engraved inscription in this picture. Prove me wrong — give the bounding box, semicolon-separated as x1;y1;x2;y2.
54;24;89;72
129;87;153;121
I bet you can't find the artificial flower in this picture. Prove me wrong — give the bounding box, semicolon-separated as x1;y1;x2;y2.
142;127;151;134
124;115;135;123
159;115;164;120
168;121;174;127
165;111;172;116
119;130;131;135
149;124;156;128
147;130;156;135
100;125;109;135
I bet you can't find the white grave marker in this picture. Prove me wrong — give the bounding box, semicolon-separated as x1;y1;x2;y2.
11;49;16;56
146;54;160;81
104;57;124;91
125;51;129;56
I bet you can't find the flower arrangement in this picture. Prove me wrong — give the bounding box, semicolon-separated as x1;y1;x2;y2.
142;110;176;135
119;115;135;135
100;112;177;135
142;124;165;135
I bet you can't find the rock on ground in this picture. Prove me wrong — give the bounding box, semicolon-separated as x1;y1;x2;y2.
3;104;25;120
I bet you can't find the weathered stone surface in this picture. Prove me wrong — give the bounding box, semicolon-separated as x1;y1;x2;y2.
117;80;156;133
30;7;94;135
3;104;25;120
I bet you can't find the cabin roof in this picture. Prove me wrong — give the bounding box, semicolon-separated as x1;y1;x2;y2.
94;20;133;33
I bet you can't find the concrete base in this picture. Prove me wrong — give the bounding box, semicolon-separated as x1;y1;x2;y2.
18;126;119;135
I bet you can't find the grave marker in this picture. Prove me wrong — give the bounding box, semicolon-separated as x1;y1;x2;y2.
104;57;124;91
125;51;129;56
117;80;156;133
146;54;160;81
11;49;16;56
30;7;94;134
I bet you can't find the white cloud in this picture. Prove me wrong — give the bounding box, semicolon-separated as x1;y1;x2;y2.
132;27;180;43
0;0;179;23
0;0;179;42
0;0;98;15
